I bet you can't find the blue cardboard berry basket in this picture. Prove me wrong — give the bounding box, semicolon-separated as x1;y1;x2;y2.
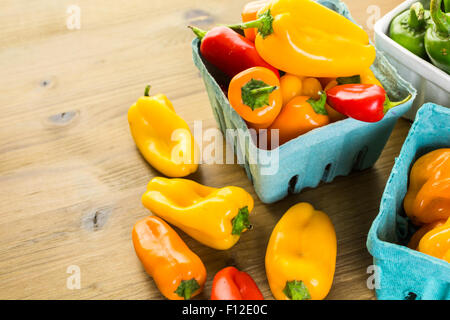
367;103;450;300
191;0;416;203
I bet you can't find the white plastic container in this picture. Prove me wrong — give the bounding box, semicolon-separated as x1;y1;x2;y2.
374;0;449;121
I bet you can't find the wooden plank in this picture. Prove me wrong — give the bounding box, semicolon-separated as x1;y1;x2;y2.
0;0;409;299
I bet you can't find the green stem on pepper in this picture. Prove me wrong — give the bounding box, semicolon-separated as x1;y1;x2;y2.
307;91;328;115
228;10;274;38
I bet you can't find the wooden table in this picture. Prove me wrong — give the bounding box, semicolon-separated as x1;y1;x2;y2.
0;0;410;300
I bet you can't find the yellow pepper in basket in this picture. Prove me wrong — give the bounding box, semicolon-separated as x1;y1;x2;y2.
141;177;254;250
128;85;199;177
229;0;376;77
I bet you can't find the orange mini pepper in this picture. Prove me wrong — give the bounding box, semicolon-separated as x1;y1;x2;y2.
132;215;206;300
228;67;282;129
268;92;330;146
279;74;303;106
404;148;450;225
407;220;446;249
242;1;268;42
301;78;322;100
417;217;450;263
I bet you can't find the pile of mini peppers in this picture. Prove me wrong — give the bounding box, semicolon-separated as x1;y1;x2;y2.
190;0;411;149
389;0;450;74
128;83;337;300
404;148;450;263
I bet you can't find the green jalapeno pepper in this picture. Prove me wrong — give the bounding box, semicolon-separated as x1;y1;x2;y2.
444;0;450;13
425;0;450;74
389;2;431;58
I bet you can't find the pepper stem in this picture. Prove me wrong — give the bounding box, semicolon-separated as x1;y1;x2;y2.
336;75;361;85
188;25;207;41
144;85;151;97
241;79;278;111
250;85;278;95
231;206;252;235
383;94;412;114
430;0;450;36
283;280;311;300
307;92;328;115
444;0;450;13
408;2;425;29
227;10;274;38
174;279;200;300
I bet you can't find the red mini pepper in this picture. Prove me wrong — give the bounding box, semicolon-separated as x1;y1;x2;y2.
189;25;279;79
326;84;411;122
210;266;264;300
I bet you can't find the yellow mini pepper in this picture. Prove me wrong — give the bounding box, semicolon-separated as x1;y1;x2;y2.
404;148;450;225
265;202;337;300
128;85;199;177
141;177;254;250
229;0;376;77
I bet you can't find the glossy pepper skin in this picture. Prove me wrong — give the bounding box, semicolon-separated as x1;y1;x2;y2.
229;0;376;77
268;92;329;146
425;0;450;74
445;0;450;13
132;216;206;300
128;86;199;177
279;74;303;106
445;0;450;12
408;220;445;249
141;177;254;250
242;1;268;42
266;203;337;300
302;78;323;100
389;2;431;59
326;84;411;123
228;67;282;129
211;266;264;300
189;26;279;79
417;217;450;262
404;148;450;225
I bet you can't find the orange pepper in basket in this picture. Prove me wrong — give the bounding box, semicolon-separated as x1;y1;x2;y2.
268;92;330;146
279;74;304;106
241;1;268;42
417;217;450;263
302;78;323;100
407;220;446;250
404;148;450;225
228;66;282;129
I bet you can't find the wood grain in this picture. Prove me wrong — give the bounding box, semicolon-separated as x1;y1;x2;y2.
0;0;409;300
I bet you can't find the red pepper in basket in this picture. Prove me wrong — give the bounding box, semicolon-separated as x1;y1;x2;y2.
189;25;279;79
210;266;264;300
326;84;411;122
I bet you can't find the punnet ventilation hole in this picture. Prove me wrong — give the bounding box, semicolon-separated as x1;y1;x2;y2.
353;146;369;170
404;292;418;300
322;163;332;181
288;175;299;194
